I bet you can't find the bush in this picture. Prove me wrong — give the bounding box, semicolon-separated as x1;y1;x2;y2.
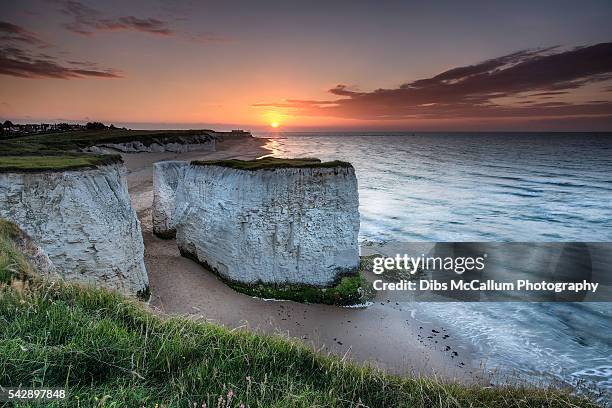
85;121;107;130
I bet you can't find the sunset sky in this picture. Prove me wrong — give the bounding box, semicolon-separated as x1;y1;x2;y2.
1;0;611;131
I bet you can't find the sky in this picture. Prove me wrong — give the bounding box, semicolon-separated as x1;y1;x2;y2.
1;0;611;131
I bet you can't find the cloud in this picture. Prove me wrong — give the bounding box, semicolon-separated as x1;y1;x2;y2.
329;84;364;97
528;91;569;97
59;0;173;36
58;0;224;42
0;46;122;79
0;21;122;79
256;43;612;122
0;21;48;47
114;16;172;35
61;1;173;36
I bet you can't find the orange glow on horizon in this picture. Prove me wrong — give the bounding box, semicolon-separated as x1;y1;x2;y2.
264;111;285;129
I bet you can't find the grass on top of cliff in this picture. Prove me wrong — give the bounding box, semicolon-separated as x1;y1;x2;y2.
0;279;601;408
192;156;353;170
0;153;121;172
0;128;220;170
2;128;219;151
0;219;32;283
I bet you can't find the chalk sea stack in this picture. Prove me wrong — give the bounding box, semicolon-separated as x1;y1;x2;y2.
170;157;361;288
0;155;149;297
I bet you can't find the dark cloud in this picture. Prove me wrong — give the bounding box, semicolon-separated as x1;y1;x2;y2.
0;21;122;79
529;91;569;97
115;16;172;35
329;84;364;97
59;0;173;36
57;0;226;42
256;43;612;122
0;46;122;79
0;21;48;47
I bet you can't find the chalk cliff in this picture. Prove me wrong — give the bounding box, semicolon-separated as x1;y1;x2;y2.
84;134;216;153
4;220;57;278
0;163;149;297
152;160;188;238
173;159;360;286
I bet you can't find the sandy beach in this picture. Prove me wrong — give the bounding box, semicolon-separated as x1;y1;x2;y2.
123;134;480;384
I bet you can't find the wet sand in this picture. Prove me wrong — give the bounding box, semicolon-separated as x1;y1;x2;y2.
123;135;479;383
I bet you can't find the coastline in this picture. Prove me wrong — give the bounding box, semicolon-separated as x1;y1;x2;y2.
124;135;481;384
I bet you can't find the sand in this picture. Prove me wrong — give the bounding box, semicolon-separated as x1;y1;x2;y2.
123;135;481;383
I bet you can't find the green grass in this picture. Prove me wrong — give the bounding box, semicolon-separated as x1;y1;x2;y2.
0;154;121;172
0;129;227;155
0;129;217;172
0;222;601;407
0;281;600;408
192;157;353;171
0;128;243;172
5;129;219;151
180;248;372;306
227;273;370;306
0;219;32;284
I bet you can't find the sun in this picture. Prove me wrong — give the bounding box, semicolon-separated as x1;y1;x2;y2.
270;121;280;128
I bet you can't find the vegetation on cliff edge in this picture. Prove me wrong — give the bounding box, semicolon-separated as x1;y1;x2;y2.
0;153;121;172
180;248;373;306
0;219;32;283
0;221;601;407
192;157;353;170
2;129;220;151
0;128;233;171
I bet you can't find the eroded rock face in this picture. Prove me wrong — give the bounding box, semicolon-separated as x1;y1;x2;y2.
0;163;149;296
11;224;57;278
152;161;188;238
174;164;360;286
83;134;216;153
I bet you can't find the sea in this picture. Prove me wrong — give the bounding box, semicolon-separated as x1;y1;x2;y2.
254;131;612;401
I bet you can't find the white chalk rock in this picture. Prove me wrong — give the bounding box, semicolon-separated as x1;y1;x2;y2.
0;163;149;296
174;161;360;286
82;134;216;153
9;222;58;278
152;161;189;238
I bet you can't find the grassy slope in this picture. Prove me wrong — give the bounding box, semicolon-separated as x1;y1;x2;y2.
3;129;217;151
192;157;353;170
1;281;600;408
0;154;121;172
0;222;600;407
0;129;218;171
0;219;32;283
